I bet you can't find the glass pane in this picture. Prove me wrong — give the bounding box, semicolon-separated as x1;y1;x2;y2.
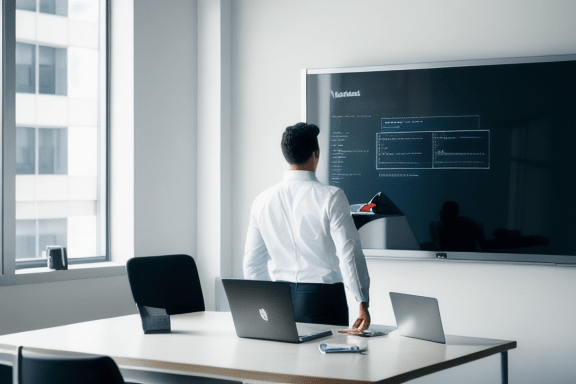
40;0;68;16
15;219;68;260
16;0;37;12
16;42;35;93
16;220;36;260
16;127;36;174
39;45;67;95
15;0;107;265
39;219;67;256
38;128;67;174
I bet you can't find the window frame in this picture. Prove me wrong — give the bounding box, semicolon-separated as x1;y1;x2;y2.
2;0;119;279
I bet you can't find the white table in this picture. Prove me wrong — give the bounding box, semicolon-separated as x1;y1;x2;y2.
0;311;516;383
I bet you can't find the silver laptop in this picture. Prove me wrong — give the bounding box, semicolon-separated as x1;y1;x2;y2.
389;292;446;344
222;279;333;343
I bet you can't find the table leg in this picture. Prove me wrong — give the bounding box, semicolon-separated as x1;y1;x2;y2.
501;351;508;384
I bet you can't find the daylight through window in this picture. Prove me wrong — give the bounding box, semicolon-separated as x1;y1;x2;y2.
13;0;108;267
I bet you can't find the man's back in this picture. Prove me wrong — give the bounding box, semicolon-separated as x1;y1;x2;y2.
248;170;344;283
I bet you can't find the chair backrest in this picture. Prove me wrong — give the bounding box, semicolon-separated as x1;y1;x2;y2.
126;254;205;315
0;347;14;383
0;362;11;384
15;347;125;384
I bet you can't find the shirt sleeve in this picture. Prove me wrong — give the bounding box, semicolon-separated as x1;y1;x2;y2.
328;189;370;303
243;202;272;280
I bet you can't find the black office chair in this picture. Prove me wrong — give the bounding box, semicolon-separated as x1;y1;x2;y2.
0;347;13;383
14;346;130;384
126;254;205;315
0;363;10;383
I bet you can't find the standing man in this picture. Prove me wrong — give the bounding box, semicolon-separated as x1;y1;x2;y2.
243;122;370;332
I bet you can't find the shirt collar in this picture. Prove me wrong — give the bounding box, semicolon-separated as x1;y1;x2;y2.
283;170;318;182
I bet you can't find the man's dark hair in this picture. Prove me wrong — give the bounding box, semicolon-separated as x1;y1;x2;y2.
281;123;320;164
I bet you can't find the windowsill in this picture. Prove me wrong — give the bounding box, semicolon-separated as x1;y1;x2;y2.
0;261;127;286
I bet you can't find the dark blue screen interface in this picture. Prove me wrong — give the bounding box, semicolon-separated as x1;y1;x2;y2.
307;59;576;257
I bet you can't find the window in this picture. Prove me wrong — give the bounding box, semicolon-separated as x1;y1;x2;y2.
15;43;35;93
4;0;109;270
17;0;68;16
39;46;67;95
16;127;67;175
16;44;68;95
39;0;68;16
16;127;35;174
16;0;36;12
38;128;67;174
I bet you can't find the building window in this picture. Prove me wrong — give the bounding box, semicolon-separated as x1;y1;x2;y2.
6;0;110;269
38;128;67;174
16;44;67;95
16;127;35;174
16;127;68;175
39;0;68;16
15;42;35;93
16;0;36;12
39;46;67;95
17;0;68;16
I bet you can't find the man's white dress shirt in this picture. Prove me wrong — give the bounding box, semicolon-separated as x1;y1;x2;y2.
243;170;370;303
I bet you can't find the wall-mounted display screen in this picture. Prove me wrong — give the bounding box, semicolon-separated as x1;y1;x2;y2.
305;55;576;265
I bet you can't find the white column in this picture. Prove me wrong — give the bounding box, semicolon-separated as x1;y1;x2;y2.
110;0;134;263
197;0;232;311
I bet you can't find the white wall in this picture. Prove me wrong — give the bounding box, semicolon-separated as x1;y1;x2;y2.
133;0;197;259
0;276;135;335
196;0;234;312
229;1;576;383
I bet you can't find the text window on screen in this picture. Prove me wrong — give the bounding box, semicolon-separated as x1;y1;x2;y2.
377;116;490;170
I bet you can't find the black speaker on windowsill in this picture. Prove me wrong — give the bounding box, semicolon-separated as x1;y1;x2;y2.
46;246;68;270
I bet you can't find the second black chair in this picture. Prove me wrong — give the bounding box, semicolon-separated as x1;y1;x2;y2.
14;347;127;384
126;254;205;315
0;362;10;384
